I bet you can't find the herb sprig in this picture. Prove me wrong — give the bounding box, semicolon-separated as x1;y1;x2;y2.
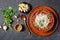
2;7;17;30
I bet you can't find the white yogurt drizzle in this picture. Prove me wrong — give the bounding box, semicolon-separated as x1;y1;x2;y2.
34;13;50;29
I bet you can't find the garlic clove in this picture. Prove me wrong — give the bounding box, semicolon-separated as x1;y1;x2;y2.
17;19;19;22
19;7;22;12
14;15;17;18
3;23;6;25
26;10;28;11
24;10;26;12
0;25;2;29
3;25;7;31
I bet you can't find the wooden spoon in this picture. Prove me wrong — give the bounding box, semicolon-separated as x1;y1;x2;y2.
20;15;31;35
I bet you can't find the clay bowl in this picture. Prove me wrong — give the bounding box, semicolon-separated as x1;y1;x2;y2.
28;6;58;36
14;23;22;32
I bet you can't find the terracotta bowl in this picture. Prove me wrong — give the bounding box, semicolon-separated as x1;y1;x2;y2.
28;6;58;36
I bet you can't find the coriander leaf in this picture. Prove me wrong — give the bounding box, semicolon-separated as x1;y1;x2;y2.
13;9;17;14
9;24;13;30
41;23;44;26
5;18;12;24
41;13;45;16
47;13;52;17
8;6;12;10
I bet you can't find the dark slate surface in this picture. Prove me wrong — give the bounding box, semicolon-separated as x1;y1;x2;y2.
0;0;60;40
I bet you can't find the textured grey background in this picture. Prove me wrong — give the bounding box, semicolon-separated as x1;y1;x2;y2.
0;0;60;40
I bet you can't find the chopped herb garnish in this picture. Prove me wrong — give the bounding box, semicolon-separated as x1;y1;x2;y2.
41;23;44;26
41;13;45;16
47;13;52;17
39;21;44;27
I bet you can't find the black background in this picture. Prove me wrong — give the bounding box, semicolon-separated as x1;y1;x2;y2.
0;0;60;40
